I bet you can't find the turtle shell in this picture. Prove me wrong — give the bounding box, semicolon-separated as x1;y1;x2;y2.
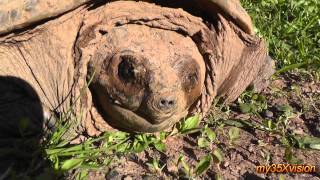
0;0;253;35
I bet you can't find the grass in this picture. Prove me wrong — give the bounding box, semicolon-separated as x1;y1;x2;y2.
1;0;320;179
242;0;320;71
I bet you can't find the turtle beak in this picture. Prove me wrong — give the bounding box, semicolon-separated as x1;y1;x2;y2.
99;97;188;132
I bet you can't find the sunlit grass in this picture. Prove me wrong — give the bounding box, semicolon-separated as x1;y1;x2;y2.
242;0;320;72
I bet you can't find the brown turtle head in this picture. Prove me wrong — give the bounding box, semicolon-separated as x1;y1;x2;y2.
89;24;205;132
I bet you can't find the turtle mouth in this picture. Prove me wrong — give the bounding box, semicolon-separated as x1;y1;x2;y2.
101;100;188;133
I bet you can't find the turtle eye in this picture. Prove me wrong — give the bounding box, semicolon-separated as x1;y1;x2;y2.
174;57;200;92
186;73;198;86
118;55;136;83
184;72;199;92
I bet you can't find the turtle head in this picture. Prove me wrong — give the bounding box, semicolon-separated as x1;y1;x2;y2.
89;24;205;132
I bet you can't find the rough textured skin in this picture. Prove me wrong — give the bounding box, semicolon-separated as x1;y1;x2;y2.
0;1;272;136
0;0;253;35
0;8;84;137
87;25;206;132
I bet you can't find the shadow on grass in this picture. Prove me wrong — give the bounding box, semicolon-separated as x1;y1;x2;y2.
0;76;57;179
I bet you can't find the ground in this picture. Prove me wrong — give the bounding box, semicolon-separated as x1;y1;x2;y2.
84;71;319;180
1;0;319;179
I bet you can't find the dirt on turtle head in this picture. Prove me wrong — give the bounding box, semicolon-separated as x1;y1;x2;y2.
89;24;205;132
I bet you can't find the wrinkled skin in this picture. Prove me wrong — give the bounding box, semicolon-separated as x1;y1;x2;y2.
0;0;253;35
89;25;205;132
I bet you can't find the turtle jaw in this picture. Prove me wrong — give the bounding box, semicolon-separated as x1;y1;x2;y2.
99;99;188;133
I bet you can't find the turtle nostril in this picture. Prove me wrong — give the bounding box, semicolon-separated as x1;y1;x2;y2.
158;98;176;111
168;100;174;106
160;99;166;106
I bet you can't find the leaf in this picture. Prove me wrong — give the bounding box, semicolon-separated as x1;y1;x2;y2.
284;147;302;164
131;141;147;153
152;158;160;170
56;140;70;148
79;163;101;169
212;148;223;163
239;103;252;113
279;175;285;180
256;94;267;103
228;127;240;143
280;136;290;146
154;141;166;152
116;143;129;153
61;158;83;171
262;119;276;130
75;170;89;180
197;137;210;148
195;154;212;176
297;136;320;149
289;135;320;149
160;132;167;140
135;134;145;142
179;115;200;134
298;136;320;144
215;173;223;180
277;105;293;114
177;155;191;176
53;155;59;170
309;144;320;150
204;127;216;142
114;131;129;140
180;128;201;135
276;61;309;74
224;119;249;128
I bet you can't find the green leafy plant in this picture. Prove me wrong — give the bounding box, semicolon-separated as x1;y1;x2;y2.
197;125;217;149
177;114;201;134
238;91;268;115
212;148;224;165
284;134;320;150
228;127;240;145
147;158;166;175
44;116;169;178
194;155;213;176
177;154;213;178
284;147;303;164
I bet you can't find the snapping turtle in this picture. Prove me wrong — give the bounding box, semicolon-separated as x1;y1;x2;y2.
0;0;274;136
